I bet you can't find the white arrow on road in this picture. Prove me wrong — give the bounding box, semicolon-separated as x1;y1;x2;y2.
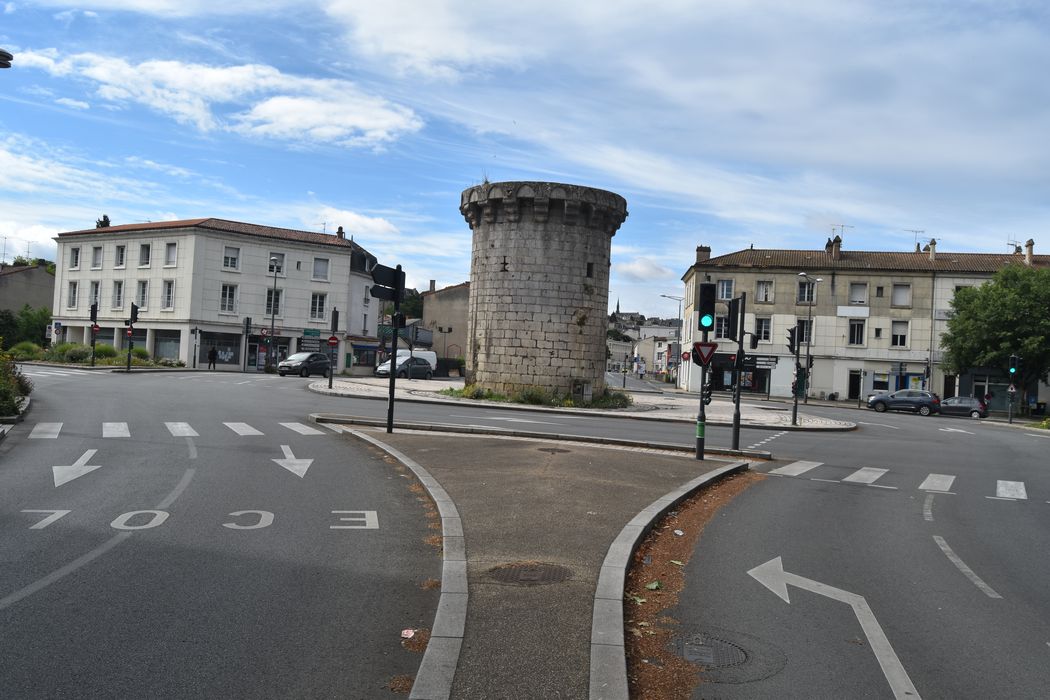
272;445;313;478
53;450;102;487
938;428;973;435
748;556;920;699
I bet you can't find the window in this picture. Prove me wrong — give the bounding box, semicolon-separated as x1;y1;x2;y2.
136;280;149;308
269;253;284;274
92;246;103;269
112;281;124;309
891;321;908;347
165;242;177;266
756;280;774;303
797;280;816;303
69;247;81;269
848;319;865;345
162;280;175;309
586;262;594;278
67;281;78;308
874;327;882;339
849;282;867;305
715;315;729;338
115;245;126;268
90;281;100;306
875;286;884;298
310;293;327;320
798;319;812;344
362;313;368;334
266;288;282;316
363;284;370;305
139;244;151;267
717;279;734;300
891;284;912;307
755;317;771;341
223;246;240;270
220;284;237;313
312;257;329;280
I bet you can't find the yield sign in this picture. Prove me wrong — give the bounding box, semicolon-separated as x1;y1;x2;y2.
693;341;718;366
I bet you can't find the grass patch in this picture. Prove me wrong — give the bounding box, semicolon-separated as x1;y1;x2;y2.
440;384;632;409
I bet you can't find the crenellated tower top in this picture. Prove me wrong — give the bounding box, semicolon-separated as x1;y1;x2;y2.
460;181;628;235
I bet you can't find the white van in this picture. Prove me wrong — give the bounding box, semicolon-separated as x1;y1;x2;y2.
395;349;437;371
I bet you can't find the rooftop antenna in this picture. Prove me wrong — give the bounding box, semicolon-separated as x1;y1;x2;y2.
904;229;925;247
831;224;854;237
316;221;327;234
1006;236;1022;251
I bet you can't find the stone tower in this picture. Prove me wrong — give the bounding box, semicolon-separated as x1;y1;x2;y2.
460;181;628;398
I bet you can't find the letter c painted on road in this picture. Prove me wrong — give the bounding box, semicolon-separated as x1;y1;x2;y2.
223;510;275;530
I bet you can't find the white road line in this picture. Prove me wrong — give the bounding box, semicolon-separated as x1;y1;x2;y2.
923;494;935;522
280;422;324;435
224;422;264;436
769;460;823;476
321;423;345;433
933;535;1002;599
1025;433;1050;439
810;478;839;483
29;423;62;439
165;422;198;437
103;422;130;438
858;421;900;430
919;474;956;492
842;467;889;485
996;480;1027;500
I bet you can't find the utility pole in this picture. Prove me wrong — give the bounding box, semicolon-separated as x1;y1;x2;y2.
731;292;746;450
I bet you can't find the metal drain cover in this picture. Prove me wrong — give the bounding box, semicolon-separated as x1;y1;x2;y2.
487;562;572;585
681;634;748;668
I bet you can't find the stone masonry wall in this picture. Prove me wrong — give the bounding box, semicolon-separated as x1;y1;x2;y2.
460;181;628;397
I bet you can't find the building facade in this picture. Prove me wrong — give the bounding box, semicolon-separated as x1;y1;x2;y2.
0;261;55;314
51;218;379;371
421;280;469;361
680;238;1047;409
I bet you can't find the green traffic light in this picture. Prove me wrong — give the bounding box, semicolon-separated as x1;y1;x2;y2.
700;314;714;328
1009;367;1016;374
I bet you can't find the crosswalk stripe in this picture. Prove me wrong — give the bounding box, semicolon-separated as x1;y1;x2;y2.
769;460;823;476
280;422;324;435
842;467;889;484
29;423;62;439
165;422;198;437
103;422;130;438
919;474;956;492
996;480;1027;500
224;422;264;436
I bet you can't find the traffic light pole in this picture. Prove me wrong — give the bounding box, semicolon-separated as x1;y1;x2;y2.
791;321;801;426
696;330;709;461
731;293;746;450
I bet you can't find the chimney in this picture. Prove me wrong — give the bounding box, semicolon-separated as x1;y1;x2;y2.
831;235;842;260
429;279;436;292
1025;238;1034;265
915;242;922;253
928;238;936;261
696;245;711;263
824;237;833;254
336;226;345;239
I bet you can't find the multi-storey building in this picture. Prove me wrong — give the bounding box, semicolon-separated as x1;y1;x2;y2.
51;218;379;372
681;237;1046;410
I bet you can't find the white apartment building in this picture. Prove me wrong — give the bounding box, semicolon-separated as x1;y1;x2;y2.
680;237;1046;410
51;218;380;372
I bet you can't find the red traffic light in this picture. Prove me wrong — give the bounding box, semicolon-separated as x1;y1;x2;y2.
126;328;132;337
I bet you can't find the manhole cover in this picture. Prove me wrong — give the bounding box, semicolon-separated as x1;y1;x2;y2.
487;562;572;585
681;634;748;668
537;447;570;454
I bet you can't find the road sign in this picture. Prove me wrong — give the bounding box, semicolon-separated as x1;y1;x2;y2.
328;335;339;347
92;324;100;333
681;352;691;361
1008;384;1016;394
303;328;321;337
693;341;718;365
260;328;269;336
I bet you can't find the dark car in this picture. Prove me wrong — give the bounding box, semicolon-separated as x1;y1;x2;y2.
374;356;433;379
939;395;988;419
867;389;941;416
277;352;330;377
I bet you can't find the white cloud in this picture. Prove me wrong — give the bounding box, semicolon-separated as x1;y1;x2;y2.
614;257;675;282
4;3;15;14
55;97;89;109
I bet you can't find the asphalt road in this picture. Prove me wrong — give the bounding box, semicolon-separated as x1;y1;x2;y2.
1;368;440;699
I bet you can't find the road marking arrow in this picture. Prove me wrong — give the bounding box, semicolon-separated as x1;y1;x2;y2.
748;556;920;699
53;450;102;487
938;428;973;434
272;445;313;478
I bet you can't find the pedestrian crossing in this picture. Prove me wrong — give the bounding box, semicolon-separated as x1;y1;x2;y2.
768;460;1044;501
19;368;95;378
24;420;328;440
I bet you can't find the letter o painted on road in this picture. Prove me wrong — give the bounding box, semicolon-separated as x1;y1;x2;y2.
111;510;170;530
223;510;275;530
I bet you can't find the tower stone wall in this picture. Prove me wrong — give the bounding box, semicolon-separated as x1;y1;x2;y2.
460;181;628;398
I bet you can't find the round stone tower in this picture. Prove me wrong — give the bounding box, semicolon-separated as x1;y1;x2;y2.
460;181;628;399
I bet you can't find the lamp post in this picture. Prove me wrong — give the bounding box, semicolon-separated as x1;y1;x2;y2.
437;326;452;359
798;272;822;404
268;256;279;369
660;293;684;385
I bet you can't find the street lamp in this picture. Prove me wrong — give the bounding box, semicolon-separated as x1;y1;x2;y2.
268;256;279;369
660;293;684;385
797;272;823;404
437;326;453;359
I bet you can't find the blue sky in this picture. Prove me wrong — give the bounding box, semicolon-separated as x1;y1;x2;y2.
3;1;1049;318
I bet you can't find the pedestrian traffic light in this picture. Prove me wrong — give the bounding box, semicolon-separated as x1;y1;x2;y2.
130;303;139;324
698;283;716;334
786;326;797;355
1009;354;1018;375
702;384;713;405
727;296;741;340
90;302;98;324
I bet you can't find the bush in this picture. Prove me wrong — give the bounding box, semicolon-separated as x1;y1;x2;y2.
513;386;556;405
155;357;185;367
586;389;633;409
45;342;77;361
9;341;43;361
0;380;18;416
131;347;150;360
64;345;92;363
94;343;118;359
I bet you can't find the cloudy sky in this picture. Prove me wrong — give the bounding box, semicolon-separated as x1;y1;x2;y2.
3;1;1049;317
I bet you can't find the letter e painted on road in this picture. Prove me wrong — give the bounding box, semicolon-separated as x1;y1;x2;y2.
111;510;169;530
329;510;379;529
223;510;275;530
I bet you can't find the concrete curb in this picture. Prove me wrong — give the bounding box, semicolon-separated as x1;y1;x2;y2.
588;460;750;700
309;414;773;460
0;396;31;425
330;426;464;700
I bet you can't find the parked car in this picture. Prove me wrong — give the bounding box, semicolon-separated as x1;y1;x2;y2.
867;389;941;416
277;352;330;377
374;356;433;379
939;395;988;419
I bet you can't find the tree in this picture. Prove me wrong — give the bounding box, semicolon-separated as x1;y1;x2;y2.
941;265;1050;407
0;309;16;349
16;305;51;346
607;328;633;342
380;288;423;319
96;214;111;228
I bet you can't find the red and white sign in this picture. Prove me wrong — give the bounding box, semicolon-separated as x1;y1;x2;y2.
681;351;691;361
693;341;718;366
328;335;340;347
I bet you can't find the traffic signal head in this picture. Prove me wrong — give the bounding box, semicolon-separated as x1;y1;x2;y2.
90;302;98;324
697;283;716;333
750;333;759;350
701;383;713;405
1009;354;1018;375
786;326;797;355
130;302;139;324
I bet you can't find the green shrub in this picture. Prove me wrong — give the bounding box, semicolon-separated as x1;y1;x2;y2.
93;343;118;359
14;369;34;396
513;386;556;405
45;342;76;361
155;357;185;367
10;341;43;361
131;347;150;360
0;379;18;416
64;345;92;363
586;389;633;409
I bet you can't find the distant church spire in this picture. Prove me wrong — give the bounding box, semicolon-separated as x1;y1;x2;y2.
616;298;620;314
